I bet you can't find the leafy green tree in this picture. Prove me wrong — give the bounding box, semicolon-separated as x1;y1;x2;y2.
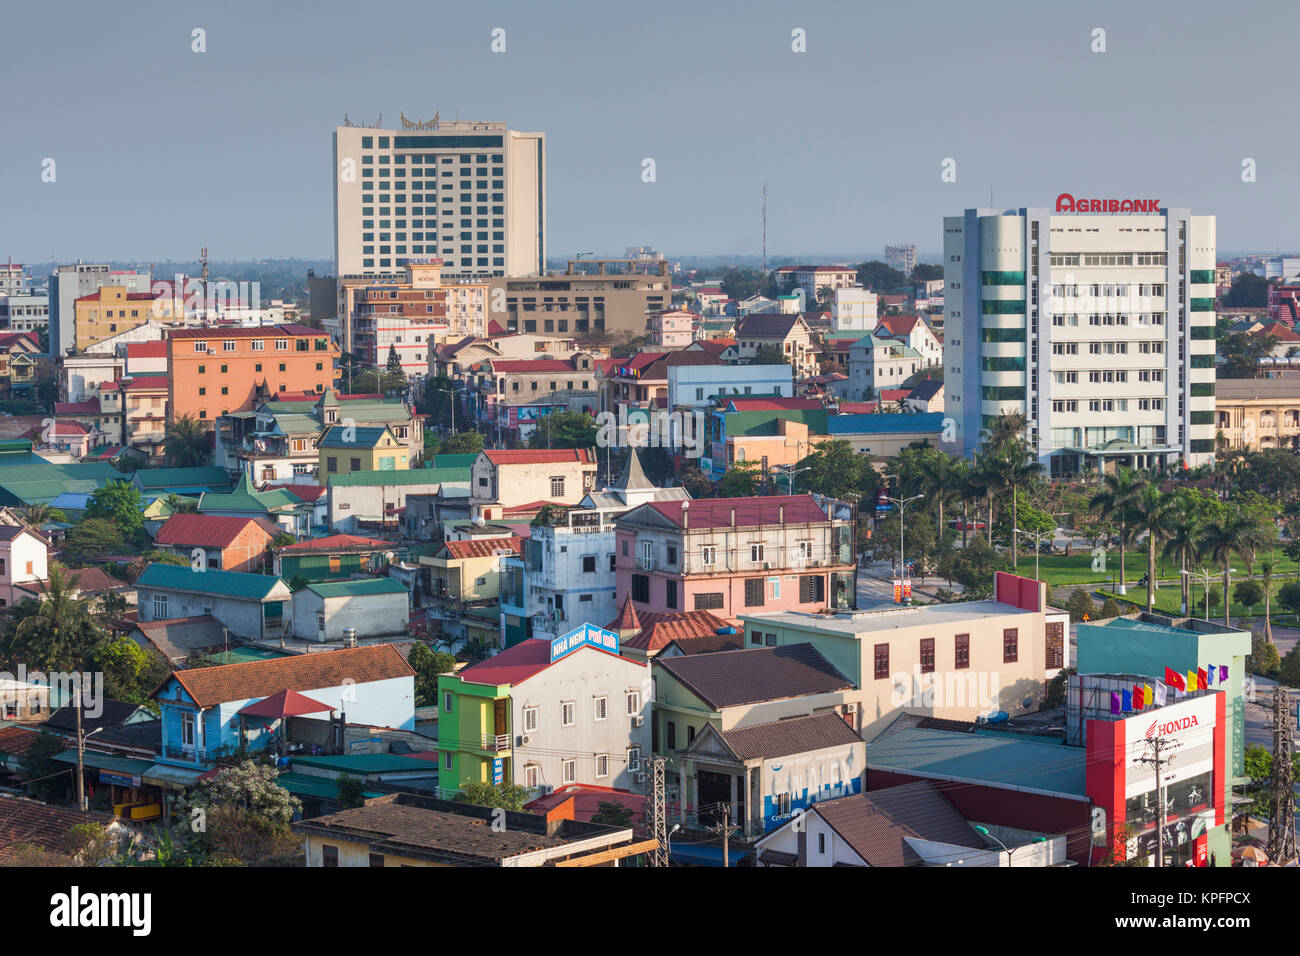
677;463;716;499
1234;579;1264;614
85;479;146;540
164;414;211;468
20;732;69;801
20;503;66;526
2;564;97;673
1206;584;1222;617
336;776;366;809
854;261;907;291
455;781;531;810
1278;580;1300;621
717;461;762;497
408;642;458;707
750;344;789;366
1249;636;1281;677
1131;483;1176;612
1280;643;1300;688
1090;468;1145;601
1223;272;1270;308
162;493;199;514
287;575;310;592
1100;597;1122;619
63;518;126;562
527;410;597;449
590;801;635;828
800;440;877;499
946;535;1007;599
89;635;169;705
1066;589;1096;623
441;430;484;456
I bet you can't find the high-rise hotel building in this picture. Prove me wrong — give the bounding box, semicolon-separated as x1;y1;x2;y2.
944;200;1216;475
332;121;545;280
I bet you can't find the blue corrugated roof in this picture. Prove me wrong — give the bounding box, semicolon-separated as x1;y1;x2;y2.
827;412;945;435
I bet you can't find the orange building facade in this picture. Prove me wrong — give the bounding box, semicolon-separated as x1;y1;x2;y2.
166;324;339;427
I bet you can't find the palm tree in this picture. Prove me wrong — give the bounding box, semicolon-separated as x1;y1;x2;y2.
1162;491;1206;615
1090;467;1145;598
1261;559;1276;642
20;502;66;527
917;449;957;537
164;414;211;468
1131;483;1176;612
7;564;91;672
981;410;1028;456
1199;512;1268;627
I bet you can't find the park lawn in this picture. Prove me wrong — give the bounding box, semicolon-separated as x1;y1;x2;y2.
1016;548;1300;588
1012;553;1117;587
1097;575;1300;624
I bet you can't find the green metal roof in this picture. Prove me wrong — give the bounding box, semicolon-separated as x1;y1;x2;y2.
133;467;233;490
307;578;409;598
199;473;302;513
0;461;122;504
317;425;396;449
430;453;479;469
864;727;1087;798
291;753;437;773
327;467;469;488
136;563;288;601
276;771;383;801
53;750;155;776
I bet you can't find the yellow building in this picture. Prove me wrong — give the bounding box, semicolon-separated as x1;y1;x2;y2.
1214;378;1300;450
73;286;178;351
318;424;409;477
419;537;522;603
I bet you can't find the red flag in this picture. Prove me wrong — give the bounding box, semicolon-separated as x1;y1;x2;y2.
1133;685;1145;708
1197;668;1208;691
1164;667;1184;690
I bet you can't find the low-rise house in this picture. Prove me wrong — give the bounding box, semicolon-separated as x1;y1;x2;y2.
131;467;233;497
470;449;597;510
153;513;278;573
293;792;649;867
734;313;819;378
0;522;49;607
129;615;231;665
153;643;415;768
846;333;922;401
437;625;651;796
274;533;392;582
291;577;411;643
608;598;735;660
198;473;311;537
422;536;522;604
135;563;294;641
0;796;125;866
681;712;866;838
326;466;469;533
317;424;410;477
874;314;942;367
904;378;944;413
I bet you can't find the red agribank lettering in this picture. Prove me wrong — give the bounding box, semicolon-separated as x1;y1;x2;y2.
1055;193;1160;213
1147;714;1199;738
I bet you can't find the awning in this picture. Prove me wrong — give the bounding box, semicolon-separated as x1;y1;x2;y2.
238;689;335;719
276;772;382;801
668;841;753;867
757;849;797;867
142;764;207;790
53;750;153;776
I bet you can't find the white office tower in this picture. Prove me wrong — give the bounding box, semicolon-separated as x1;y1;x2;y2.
944;201;1216;474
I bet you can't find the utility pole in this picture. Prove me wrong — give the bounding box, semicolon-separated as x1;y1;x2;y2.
1138;735;1177;867
648;755;667;867
74;679;85;811
761;184;768;272
1269;685;1297;863
707;802;742;868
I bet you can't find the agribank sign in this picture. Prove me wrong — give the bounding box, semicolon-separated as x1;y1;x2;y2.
1055;194;1161;213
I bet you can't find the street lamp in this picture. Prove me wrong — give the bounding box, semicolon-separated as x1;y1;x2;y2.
773;464;812;495
433;386;457;437
1181;567;1233;621
665;822;682;866
1016;527;1053;582
973;825;1047;866
882;486;923;604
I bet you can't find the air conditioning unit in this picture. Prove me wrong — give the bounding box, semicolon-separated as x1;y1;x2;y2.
632;716;645;727
635;772;646;784
208;348;217;355
541;785;554;795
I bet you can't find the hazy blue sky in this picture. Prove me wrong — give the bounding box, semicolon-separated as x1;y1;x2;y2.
2;0;1295;264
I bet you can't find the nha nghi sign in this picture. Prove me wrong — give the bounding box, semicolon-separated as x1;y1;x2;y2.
550;623;620;663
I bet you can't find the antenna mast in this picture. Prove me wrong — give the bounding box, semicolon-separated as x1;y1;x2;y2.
762;183;768;272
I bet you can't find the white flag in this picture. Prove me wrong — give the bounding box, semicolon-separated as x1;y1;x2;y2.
1154;681;1168;707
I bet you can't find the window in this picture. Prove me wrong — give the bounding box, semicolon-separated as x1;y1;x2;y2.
369;853;385;867
955;634;970;669
523;706;537;732
549;476;565;497
874;643;890;680
1046;621;1065;669
666;579;678;609
626;690;640;715
628;747;641;772
562;759;576;783
701;545;716;566
817;832;827;855
193;341;208;352
694;592;724;610
596;754;609;778
631;574;650;603
920;638;935;674
321;845;339;867
594;696;608;721
667;722;677;750
582;555;596;573
1003;628;1019;663
561;701;576;726
180;710;195;747
750;543;765;563
744;578;765;607
525;764;540;788
443;692;453;713
799;575;825;604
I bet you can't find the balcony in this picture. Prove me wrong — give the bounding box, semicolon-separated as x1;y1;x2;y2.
480;734;511;752
638;555;656;571
162;744;214;765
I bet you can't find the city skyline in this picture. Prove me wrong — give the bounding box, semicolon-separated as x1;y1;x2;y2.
3;0;1297;263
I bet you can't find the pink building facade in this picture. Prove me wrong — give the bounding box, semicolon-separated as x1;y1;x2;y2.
613;494;854;622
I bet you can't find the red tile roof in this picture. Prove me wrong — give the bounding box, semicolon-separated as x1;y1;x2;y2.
619;610;735;652
879;389;910;402
457;638;642;688
278;533;388;552
440;537;523;560
643;494;829;530
278;484;327;503
0;726;44;757
119;376;168;391
154;513;273;549
489;358;576;373
126;342;167;358
483;449;594;466
876;315;922;337
837;401;879;415
725;397;824;412
166;643;414;707
0;797;116;865
609;596;641;633
53;401;100;416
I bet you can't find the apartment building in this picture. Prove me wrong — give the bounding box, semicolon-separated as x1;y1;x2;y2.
831;288;878;334
740;572;1070;740
469;448;597;510
332;120;545;279
48;264;153;357
614;494;855;622
0;293;48;332
733;313;819;378
944;201;1216;473
74;285;179;352
646;309;693;348
100;375;168;460
775;265;858;295
166;325;339;427
846;333;922;401
478;352;600;441
501;258;672;339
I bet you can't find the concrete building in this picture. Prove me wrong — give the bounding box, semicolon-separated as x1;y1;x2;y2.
291;577;411;643
437;625;651;796
60;354;125;405
875;314;943;367
733;313;819;378
846;333;922;401
1213;378;1300;450
325;467;468;533
48;264;152;358
470;448;597;510
775;266;858;296
945;201;1217;474
0;262;23;297
502;258;673;339
135;563;293;641
0;523;49;607
740;573;1070;741
0;293;48;332
333;120;545;279
614;494;856;621
317;424;409;477
74;285;179;352
885;244;917;277
646;309;693;348
831;288;878;334
152;514;277;574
